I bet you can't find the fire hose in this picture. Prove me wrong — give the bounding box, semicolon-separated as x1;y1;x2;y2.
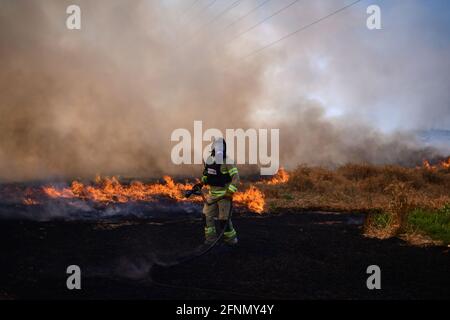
148;185;281;299
152;183;233;268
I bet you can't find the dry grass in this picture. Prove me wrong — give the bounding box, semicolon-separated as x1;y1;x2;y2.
258;164;450;215
255;163;450;244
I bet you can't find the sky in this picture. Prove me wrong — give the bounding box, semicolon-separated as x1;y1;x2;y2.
232;0;450;131
164;0;450;131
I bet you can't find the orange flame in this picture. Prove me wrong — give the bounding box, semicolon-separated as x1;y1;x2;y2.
233;186;265;214
266;167;289;185
422;160;435;170
422;157;450;170
43;176;191;203
41;175;266;213
23;198;39;205
440;157;450;169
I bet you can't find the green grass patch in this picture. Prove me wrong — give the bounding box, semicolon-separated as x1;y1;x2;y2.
407;205;450;245
371;212;392;229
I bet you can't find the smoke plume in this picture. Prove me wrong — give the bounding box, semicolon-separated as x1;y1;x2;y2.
0;0;448;181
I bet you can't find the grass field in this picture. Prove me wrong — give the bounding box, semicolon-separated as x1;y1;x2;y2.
255;162;450;245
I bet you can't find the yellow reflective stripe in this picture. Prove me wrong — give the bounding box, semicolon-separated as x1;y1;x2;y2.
211;190;226;195
224;228;236;239
205;227;216;236
228;168;238;176
228;184;237;192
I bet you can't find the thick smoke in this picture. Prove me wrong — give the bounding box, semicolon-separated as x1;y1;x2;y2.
0;0;447;181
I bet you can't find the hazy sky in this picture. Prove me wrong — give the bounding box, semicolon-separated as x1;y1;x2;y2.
188;0;450;131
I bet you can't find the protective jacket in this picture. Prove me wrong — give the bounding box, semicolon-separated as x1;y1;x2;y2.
202;156;239;199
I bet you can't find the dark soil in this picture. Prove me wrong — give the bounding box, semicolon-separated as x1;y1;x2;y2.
0;212;449;300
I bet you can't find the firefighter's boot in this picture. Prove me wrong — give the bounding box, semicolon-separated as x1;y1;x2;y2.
204;226;217;245
220;220;238;246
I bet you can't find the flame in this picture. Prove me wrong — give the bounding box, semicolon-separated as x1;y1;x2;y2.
40;175;266;213
422;160;435;170
23;198;39;205
43;176;192;203
233;186;265;214
266;167;289;185
42;186;76;198
422;157;450;170
440;157;450;169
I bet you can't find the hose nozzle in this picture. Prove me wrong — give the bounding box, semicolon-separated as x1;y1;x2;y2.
184;183;203;198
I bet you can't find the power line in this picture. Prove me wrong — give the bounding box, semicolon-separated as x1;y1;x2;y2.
221;0;272;32
181;0;217;25
195;0;243;34
230;0;302;42
179;1;243;50
243;0;363;58
201;0;271;48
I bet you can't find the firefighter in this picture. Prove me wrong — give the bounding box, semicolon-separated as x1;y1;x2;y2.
200;137;239;245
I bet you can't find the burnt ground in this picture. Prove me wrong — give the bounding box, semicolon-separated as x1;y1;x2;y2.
0;211;449;300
